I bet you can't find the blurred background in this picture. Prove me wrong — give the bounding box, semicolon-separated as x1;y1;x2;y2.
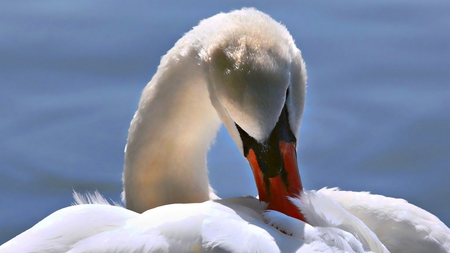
1;0;449;243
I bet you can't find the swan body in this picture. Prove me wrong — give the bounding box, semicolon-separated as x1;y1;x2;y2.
1;192;388;253
2;190;448;252
1;8;449;253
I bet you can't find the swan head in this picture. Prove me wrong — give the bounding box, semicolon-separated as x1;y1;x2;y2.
202;11;307;221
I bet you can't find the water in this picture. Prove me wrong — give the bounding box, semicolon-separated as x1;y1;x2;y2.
1;1;449;243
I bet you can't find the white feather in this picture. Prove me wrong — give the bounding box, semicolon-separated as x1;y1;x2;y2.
320;188;450;253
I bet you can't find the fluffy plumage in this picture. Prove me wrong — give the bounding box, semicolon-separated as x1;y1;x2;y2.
1;192;387;253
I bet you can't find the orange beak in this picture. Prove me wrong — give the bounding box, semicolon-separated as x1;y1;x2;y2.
246;141;304;221
236;105;305;222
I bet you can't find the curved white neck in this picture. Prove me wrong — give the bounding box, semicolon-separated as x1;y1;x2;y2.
123;48;221;213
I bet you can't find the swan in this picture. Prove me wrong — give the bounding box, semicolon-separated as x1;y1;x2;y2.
1;8;449;253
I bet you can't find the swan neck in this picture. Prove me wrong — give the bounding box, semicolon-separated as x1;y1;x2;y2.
123;49;221;213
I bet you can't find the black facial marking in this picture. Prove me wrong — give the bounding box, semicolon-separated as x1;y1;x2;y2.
235;93;296;179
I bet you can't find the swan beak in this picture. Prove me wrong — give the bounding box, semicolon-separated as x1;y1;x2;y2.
246;142;305;221
238;106;306;221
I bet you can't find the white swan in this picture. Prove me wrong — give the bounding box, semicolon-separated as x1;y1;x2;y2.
1;8;449;253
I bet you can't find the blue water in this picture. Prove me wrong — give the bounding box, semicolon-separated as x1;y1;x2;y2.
1;1;449;243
